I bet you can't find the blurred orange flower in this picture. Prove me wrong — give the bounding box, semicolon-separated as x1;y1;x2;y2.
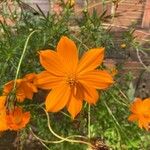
0;97;30;131
36;36;114;119
120;43;126;48
53;3;63;15
6;107;30;131
3;73;37;102
128;98;150;130
66;0;75;6
0;96;9;131
0;16;15;26
110;67;118;76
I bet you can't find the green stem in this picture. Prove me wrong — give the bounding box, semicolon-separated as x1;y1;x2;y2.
39;140;50;150
88;104;91;139
30;128;87;144
71;35;89;50
13;30;39;90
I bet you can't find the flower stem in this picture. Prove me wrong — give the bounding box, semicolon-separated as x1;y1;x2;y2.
30;127;87;144
13;30;39;90
88;104;91;139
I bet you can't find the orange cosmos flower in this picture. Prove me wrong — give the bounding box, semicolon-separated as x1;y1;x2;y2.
36;36;114;119
128;98;150;130
0;96;30;131
65;0;75;7
6;107;30;131
120;43;126;48
3;73;37;102
110;67;118;77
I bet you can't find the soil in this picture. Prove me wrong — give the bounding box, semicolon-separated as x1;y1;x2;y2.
0;131;17;150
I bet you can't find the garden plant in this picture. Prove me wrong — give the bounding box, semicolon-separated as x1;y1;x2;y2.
0;0;150;149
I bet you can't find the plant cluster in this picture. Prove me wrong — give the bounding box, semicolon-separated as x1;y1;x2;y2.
0;0;150;149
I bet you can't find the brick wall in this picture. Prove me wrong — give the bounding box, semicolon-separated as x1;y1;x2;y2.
142;0;150;29
22;0;149;30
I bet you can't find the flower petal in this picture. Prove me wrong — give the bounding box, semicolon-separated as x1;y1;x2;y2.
3;80;14;94
77;48;104;74
142;118;150;131
35;71;65;89
128;114;138;121
24;73;37;82
24;73;38;92
0;96;6;109
16;91;26;102
130;98;142;113
22;112;31;127
143;98;150;108
82;85;99;104
67;95;82;119
39;50;66;76
3;79;22;95
72;82;84;100
138;116;149;130
22;83;34;100
27;82;38;93
78;70;114;89
0;107;8;131
15;82;26;102
57;36;78;73
46;85;71;112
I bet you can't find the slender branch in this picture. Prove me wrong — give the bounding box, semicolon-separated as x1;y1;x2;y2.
71;35;89;50
39;140;50;150
135;47;150;72
30;128;87;144
104;101;132;144
88;104;91;139
13;30;39;90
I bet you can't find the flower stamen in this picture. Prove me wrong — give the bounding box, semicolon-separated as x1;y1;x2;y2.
66;74;77;86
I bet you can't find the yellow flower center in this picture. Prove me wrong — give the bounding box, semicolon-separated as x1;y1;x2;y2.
66;74;77;86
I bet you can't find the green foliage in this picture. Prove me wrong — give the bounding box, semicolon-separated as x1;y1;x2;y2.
77;9;114;53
